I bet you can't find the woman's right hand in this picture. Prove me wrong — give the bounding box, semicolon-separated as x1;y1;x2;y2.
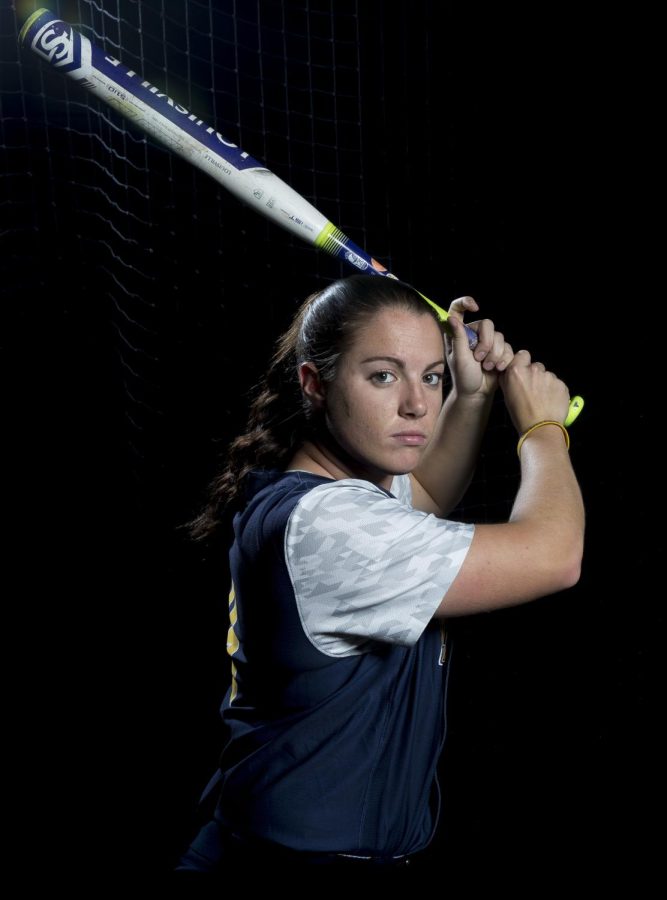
498;349;571;434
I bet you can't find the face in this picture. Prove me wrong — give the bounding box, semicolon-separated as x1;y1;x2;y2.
306;307;445;489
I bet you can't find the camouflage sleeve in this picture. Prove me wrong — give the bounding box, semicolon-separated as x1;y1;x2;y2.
284;478;474;657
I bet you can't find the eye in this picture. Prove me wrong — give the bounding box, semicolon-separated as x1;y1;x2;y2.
423;372;443;386
371;370;397;385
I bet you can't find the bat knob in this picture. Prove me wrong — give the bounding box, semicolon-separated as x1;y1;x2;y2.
564;396;584;427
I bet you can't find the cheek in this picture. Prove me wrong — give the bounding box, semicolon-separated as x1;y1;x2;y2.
327;384;384;438
347;388;390;430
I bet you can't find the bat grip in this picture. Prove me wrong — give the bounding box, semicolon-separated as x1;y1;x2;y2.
412;291;478;349
463;323;479;348
322;227;480;348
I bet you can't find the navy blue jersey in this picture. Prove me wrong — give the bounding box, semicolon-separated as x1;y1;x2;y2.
206;469;474;856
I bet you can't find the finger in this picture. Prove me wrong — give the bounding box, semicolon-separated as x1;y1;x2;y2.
495;341;514;372
448;296;479;320
445;312;474;354
505;348;532;369
481;330;508;370
470;318;496;363
546;369;568;395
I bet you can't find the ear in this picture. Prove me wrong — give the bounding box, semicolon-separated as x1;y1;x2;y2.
298;362;326;410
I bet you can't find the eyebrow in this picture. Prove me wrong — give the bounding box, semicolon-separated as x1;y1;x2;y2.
361;355;445;371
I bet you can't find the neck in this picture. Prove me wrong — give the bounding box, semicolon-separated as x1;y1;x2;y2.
286;437;392;490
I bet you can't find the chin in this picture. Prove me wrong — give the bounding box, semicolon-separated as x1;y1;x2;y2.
377;462;418;481
392;448;424;471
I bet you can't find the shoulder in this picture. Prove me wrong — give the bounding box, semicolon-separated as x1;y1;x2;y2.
285;477;417;546
287;476;472;547
288;476;394;511
241;469;332;512
234;469;334;545
288;473;411;515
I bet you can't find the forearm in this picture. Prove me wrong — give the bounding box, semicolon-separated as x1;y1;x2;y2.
412;388;494;516
510;425;585;577
434;425;585;618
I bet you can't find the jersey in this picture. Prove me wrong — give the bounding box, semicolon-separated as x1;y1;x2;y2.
208;468;475;857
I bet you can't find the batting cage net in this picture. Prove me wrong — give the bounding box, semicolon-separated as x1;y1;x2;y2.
2;0;618;883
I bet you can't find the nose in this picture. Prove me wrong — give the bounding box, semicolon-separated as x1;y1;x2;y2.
399;380;427;418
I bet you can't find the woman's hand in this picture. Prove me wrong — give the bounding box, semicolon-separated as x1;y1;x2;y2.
445;297;514;399
498;349;571;434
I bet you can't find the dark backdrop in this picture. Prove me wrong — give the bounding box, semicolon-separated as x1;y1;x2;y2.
1;0;657;884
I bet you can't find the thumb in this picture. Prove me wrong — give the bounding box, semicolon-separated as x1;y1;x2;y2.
445;311;471;356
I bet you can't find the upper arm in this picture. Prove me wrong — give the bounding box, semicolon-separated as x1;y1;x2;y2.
391;472;441;515
407;473;443;515
285;479;474;655
433;521;582;618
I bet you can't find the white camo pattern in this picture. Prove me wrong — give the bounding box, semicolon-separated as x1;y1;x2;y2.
285;476;474;657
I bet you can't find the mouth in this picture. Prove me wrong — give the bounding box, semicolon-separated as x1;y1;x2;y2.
392;432;427;446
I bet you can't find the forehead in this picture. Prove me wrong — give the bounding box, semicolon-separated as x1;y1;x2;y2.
347;307;444;359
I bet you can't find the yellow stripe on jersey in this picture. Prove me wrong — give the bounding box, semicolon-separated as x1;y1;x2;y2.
230;660;238;704
227;582;240;703
227;583;240;656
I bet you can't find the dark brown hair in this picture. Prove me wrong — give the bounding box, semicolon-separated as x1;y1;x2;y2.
186;274;443;541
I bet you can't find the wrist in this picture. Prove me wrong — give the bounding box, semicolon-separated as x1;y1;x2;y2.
517;420;570;458
445;386;495;410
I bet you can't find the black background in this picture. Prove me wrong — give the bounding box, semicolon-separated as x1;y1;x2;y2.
1;0;657;884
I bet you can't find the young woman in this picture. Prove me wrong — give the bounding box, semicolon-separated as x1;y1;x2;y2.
174;274;584;874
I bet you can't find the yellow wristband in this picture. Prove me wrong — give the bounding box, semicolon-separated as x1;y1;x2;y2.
517;420;570;458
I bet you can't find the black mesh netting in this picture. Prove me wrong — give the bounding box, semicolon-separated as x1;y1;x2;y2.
0;0;655;883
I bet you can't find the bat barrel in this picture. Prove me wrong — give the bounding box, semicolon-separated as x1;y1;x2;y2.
18;9;509;362
19;8;332;246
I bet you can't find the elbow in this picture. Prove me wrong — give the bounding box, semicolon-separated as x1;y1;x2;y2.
560;556;582;590
542;554;581;596
555;534;584;591
532;523;584;594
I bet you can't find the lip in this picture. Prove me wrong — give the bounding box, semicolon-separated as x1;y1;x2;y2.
392;432;427;446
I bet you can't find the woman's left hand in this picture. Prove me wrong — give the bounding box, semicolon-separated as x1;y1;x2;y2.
445;297;514;398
